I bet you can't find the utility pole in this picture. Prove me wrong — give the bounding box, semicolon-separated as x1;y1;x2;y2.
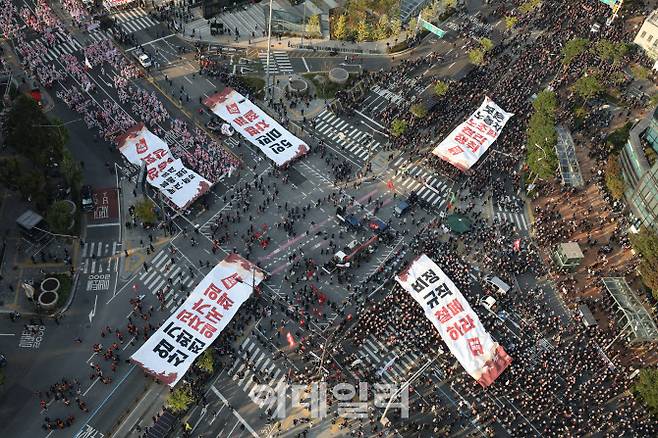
301;1;306;46
265;0;274;101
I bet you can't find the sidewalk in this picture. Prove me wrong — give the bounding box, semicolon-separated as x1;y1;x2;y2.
177;5;411;55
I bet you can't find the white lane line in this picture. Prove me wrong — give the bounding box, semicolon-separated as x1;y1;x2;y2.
211;386;259;438
302;56;310;72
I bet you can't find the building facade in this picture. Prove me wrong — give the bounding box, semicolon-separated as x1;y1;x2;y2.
634;10;658;60
619;108;658;230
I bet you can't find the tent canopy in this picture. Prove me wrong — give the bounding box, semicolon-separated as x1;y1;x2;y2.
446;214;472;234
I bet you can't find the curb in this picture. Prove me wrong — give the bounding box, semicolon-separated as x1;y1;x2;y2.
53;270;80;317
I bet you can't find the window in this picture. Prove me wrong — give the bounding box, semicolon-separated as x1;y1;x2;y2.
642;31;647;38
648;35;654;42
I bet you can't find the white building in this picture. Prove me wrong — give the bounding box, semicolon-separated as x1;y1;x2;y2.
634;10;658;60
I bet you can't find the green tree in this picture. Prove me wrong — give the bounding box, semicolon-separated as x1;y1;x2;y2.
441;0;456;8
333;14;348;40
408;17;418;34
573;74;602;101
479;37;494;52
390;118;408;137
604;155;625;200
134;197;158;224
468;48;485;66
196;349;214;373
526;91;558;179
421;0;439;20
562;38;589;66
518;0;541;14
630;227;658;299
375;14;390;40
46;200;73;234
649;93;658;109
409;103;428;118
594;40;628;64
166;384;195;414
433;80;449;97
504;16;518;30
60;149;82;193
356;18;371;42
634;368;658;415
4;95;66;169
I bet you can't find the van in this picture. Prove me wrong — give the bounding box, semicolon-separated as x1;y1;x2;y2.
578;304;598;328
481;296;496;311
484;275;511;294
394;201;410;217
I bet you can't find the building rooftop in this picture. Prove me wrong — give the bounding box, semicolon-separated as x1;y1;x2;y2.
559;242;584;259
647;9;658;27
602;277;658;343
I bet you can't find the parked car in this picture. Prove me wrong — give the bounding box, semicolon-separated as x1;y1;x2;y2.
136;53;152;68
81;185;94;212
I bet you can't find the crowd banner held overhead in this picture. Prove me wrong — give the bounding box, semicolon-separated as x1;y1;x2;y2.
395;254;512;387
431;97;513;172
116;124;211;210
204;88;309;167
131;254;265;387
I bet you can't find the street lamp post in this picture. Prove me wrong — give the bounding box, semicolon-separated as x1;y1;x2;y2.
379;356;436;426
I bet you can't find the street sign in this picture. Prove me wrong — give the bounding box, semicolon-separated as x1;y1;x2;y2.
419;17;446;38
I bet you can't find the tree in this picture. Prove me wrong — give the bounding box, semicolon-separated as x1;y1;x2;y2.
634;368;658;415
60;149;82;193
594;39;628;65
47;200;73;234
468;48;485;66
479;37;494;52
356;18;371;42
5;95;66;169
604;155;625;200
630;227;658;299
573;74;602;101
409;103;428;118
134;197;158;224
390;118;408;137
433;80;449;97
307;14;320;35
504;16;518;31
166;384;194;414
196;349;214;374
390;18;402;36
375;14;390;40
421;0;439;21
333;14;348;40
631;64;650;81
562;38;589;66
649;93;658;109
441;0;456;8
526;91;558;179
518;0;541;14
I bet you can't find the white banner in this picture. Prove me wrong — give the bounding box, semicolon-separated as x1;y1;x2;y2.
204;88;309;167
116;124;210;210
131;254;265;387
432;97;513;171
395;254;512;387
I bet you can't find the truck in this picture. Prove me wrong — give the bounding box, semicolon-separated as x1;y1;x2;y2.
323;235;379;273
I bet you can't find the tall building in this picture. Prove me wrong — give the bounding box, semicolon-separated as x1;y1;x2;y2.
634;10;658;60
619;108;658;230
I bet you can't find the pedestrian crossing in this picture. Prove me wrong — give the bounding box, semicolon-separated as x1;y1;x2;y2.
138;249;198;310
371;84;404;106
494;210;529;232
390;165;450;208
81;241;120;258
27;30;84;62
355;326;431;385
258;51;293;74
82;257;118;274
312;109;381;161
228;336;287;411
87;29;110;44
110;7;159;34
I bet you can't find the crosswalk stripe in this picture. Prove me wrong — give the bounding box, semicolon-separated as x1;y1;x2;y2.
154;253;169;269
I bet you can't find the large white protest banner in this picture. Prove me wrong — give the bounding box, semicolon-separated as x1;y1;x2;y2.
432;97;513;171
116;124;210;210
395;254;512;387
131;254;265;387
204;88;309;167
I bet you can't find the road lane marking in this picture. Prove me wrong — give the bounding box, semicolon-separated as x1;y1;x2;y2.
211;386;259;438
302;56;310;72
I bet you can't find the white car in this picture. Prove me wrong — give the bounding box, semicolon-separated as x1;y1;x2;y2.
137;53;152;68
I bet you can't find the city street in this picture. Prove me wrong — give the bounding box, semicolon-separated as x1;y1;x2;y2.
0;0;657;438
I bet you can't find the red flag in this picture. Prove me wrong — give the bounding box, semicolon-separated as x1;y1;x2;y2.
286;332;296;347
513;239;521;251
386;180;394;190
